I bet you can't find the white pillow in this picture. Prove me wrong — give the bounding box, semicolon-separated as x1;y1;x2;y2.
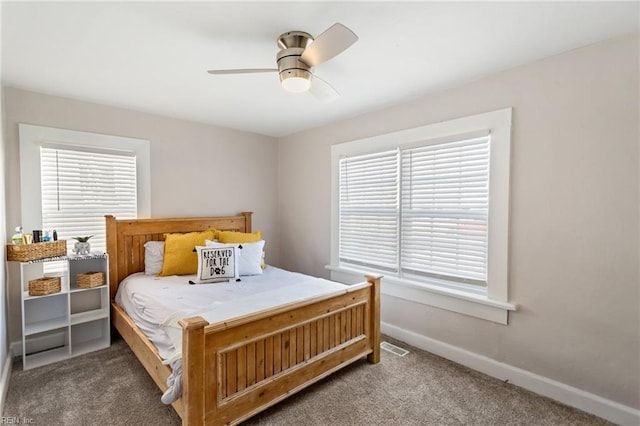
206;240;265;276
194;245;239;283
144;241;164;275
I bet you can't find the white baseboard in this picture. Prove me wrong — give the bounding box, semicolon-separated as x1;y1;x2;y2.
0;347;13;416
381;322;640;426
10;341;21;357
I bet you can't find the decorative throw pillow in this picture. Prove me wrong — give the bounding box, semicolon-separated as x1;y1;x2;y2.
206;240;265;276
144;241;165;275
217;230;262;244
195;245;239;283
159;230;216;276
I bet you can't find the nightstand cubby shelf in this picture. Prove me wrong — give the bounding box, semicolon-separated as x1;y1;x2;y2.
15;253;110;370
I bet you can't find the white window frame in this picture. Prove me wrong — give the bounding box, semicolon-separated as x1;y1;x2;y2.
18;124;151;234
328;108;516;324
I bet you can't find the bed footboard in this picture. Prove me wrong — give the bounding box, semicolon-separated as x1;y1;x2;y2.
180;274;381;426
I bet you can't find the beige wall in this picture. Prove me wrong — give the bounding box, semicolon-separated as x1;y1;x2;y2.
277;34;639;408
0;82;8;409
2;33;638;413
3;87;279;342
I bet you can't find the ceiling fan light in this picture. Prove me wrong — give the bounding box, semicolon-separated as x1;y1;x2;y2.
282;77;311;92
280;69;312;93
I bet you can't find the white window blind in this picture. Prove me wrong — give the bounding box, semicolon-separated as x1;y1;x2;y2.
401;136;489;284
338;136;490;286
40;146;138;253
339;149;399;272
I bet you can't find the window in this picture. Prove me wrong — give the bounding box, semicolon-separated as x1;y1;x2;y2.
330;109;515;324
339;149;399;273
19;124;150;254
40;146;138;253
339;136;490;286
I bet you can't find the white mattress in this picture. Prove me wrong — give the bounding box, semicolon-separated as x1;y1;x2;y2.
115;266;349;363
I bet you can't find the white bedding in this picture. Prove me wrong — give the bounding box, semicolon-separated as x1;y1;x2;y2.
115;265;349;364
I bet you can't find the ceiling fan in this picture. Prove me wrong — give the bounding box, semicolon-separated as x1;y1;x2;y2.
207;23;358;102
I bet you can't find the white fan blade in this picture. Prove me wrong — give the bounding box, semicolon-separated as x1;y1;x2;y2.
309;74;339;102
207;68;277;75
301;23;358;67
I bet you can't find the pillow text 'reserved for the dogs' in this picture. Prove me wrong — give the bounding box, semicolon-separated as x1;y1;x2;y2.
195;246;239;283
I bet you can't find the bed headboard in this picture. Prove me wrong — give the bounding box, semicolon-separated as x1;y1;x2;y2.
105;212;252;300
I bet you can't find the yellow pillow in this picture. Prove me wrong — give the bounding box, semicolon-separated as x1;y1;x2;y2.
217;230;262;243
159;230;216;276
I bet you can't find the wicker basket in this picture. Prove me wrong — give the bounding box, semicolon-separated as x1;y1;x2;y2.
7;240;67;262
76;271;105;288
28;276;62;296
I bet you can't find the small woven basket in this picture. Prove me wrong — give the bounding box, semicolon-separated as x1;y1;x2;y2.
76;271;105;288
7;240;67;262
28;277;62;296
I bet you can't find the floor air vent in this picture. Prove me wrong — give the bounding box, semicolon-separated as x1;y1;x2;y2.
380;341;410;357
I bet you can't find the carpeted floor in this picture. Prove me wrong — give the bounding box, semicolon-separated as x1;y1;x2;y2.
3;336;612;425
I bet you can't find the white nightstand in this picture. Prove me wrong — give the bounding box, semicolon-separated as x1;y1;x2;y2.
16;253;110;370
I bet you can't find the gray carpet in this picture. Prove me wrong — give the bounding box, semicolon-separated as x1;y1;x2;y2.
4;336;611;425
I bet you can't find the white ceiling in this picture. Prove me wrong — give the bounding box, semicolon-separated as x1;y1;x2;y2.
2;1;638;138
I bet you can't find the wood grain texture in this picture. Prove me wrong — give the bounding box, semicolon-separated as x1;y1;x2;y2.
105;213;252;300
202;284;375;425
111;302;185;418
107;213;381;425
180;316;209;426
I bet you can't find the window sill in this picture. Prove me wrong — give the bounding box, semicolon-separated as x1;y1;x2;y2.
326;265;517;325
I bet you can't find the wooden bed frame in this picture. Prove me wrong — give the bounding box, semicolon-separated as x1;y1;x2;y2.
105;212;381;426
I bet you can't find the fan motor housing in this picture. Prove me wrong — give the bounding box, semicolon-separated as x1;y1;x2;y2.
276;30;314;82
277;31;313;50
276;47;312;85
